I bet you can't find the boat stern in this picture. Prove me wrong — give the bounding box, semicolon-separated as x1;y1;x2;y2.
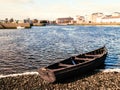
38;68;56;83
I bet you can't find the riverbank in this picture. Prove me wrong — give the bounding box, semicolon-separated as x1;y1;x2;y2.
74;22;120;26
0;23;31;29
55;22;120;26
0;69;120;90
33;23;46;26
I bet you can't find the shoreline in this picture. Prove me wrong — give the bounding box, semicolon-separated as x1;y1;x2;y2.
0;69;120;79
0;23;31;29
0;69;120;89
56;23;120;26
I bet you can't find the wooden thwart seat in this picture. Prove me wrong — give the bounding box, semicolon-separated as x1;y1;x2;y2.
59;63;73;67
85;54;102;57
74;57;94;61
52;63;73;72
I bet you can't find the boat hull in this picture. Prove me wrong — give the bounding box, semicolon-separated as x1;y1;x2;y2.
38;46;107;83
54;53;107;81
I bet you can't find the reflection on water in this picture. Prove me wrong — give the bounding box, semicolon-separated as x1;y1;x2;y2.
0;26;120;75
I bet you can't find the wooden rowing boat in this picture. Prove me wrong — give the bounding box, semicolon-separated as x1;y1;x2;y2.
38;46;107;83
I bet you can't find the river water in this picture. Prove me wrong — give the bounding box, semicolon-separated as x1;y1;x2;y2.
0;26;120;75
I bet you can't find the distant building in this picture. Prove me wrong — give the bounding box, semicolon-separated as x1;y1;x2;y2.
91;12;104;23
101;16;120;23
49;20;56;25
18;20;25;23
76;16;85;24
56;17;74;25
112;12;120;17
91;12;120;23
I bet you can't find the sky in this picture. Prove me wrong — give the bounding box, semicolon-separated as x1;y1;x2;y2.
0;0;120;20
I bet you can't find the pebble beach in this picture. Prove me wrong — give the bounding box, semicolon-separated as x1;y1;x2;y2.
0;70;120;90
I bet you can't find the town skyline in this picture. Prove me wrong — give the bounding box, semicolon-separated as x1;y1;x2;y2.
0;0;120;20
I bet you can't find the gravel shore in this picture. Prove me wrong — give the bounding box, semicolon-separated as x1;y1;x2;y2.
0;71;120;90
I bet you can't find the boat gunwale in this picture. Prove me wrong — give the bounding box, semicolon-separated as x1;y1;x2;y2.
47;47;107;72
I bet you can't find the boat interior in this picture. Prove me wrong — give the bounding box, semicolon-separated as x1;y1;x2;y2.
47;55;93;70
47;47;105;71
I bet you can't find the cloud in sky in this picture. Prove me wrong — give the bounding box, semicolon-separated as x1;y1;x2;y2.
0;0;120;20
